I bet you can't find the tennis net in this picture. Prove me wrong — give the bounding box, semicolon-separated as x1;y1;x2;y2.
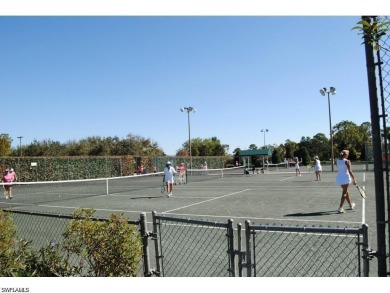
253;163;288;173
185;167;245;183
0;167;245;206
0;172;164;205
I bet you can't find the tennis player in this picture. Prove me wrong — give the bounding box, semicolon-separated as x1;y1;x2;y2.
178;163;186;184
163;161;177;197
2;169;15;199
294;157;302;176
313;156;322;181
336;150;356;213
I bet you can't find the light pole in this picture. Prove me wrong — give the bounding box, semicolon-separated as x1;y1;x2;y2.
180;107;196;169
261;129;269;169
261;129;268;148
320;87;336;172
17;136;23;157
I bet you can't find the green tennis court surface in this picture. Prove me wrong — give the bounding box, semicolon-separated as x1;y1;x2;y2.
0;166;374;227
0;165;378;276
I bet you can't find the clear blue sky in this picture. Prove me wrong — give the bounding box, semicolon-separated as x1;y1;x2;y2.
0;15;377;155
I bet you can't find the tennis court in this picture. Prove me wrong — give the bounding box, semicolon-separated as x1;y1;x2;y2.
0;165;375;227
0;165;378;276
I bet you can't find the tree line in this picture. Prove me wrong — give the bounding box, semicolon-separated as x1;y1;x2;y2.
0;120;375;161
233;120;373;166
0;133;229;157
3;134;165;157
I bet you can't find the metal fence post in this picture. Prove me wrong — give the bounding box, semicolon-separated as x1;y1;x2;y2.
227;219;235;277
237;223;243;277
140;212;151;276
362;224;370;277
152;211;162;276
362;15;388;277
245;220;252;277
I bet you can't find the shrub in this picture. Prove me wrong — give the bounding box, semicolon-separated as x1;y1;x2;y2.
0;210;26;276
1;209;142;277
0;210;17;257
0;211;48;277
63;208;142;277
23;243;82;277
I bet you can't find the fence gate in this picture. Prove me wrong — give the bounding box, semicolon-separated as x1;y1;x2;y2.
152;212;236;277
242;221;370;277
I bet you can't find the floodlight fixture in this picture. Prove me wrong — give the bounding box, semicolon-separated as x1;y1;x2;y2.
319;86;337;171
181;106;197;169
17;136;23;157
260;129;270;169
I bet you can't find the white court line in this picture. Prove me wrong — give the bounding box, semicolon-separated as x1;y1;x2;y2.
173;196;215;199
279;176;296;181
2;201;360;225
361;189;366;225
0;201;36;207
37;204;147;214
0;201;147;214
163;189;251;214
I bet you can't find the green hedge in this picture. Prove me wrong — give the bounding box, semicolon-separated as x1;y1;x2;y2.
0;157;125;181
0;156;229;182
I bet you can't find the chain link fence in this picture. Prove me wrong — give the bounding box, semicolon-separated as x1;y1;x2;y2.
151;213;369;277
244;221;369;277
1;209;370;277
377;16;390;275
379;17;390;127
152;213;235;277
363;15;390;276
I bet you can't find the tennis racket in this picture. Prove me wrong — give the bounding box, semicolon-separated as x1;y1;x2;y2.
161;180;166;194
356;185;366;199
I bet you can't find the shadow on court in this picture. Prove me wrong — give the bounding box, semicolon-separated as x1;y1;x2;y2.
128;196;166;200
285;210;344;217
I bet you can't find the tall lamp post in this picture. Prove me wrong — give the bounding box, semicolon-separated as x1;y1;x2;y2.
320;87;336;172
180;107;196;169
261;129;269;169
17;136;23;157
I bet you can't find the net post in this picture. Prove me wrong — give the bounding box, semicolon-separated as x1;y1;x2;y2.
106;179;109;195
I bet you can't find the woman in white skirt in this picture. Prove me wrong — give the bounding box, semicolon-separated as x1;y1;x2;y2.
335;150;356;213
314;156;322;181
294;157;301;176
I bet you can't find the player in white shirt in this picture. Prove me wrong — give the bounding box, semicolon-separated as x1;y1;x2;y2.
163;161;177;197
